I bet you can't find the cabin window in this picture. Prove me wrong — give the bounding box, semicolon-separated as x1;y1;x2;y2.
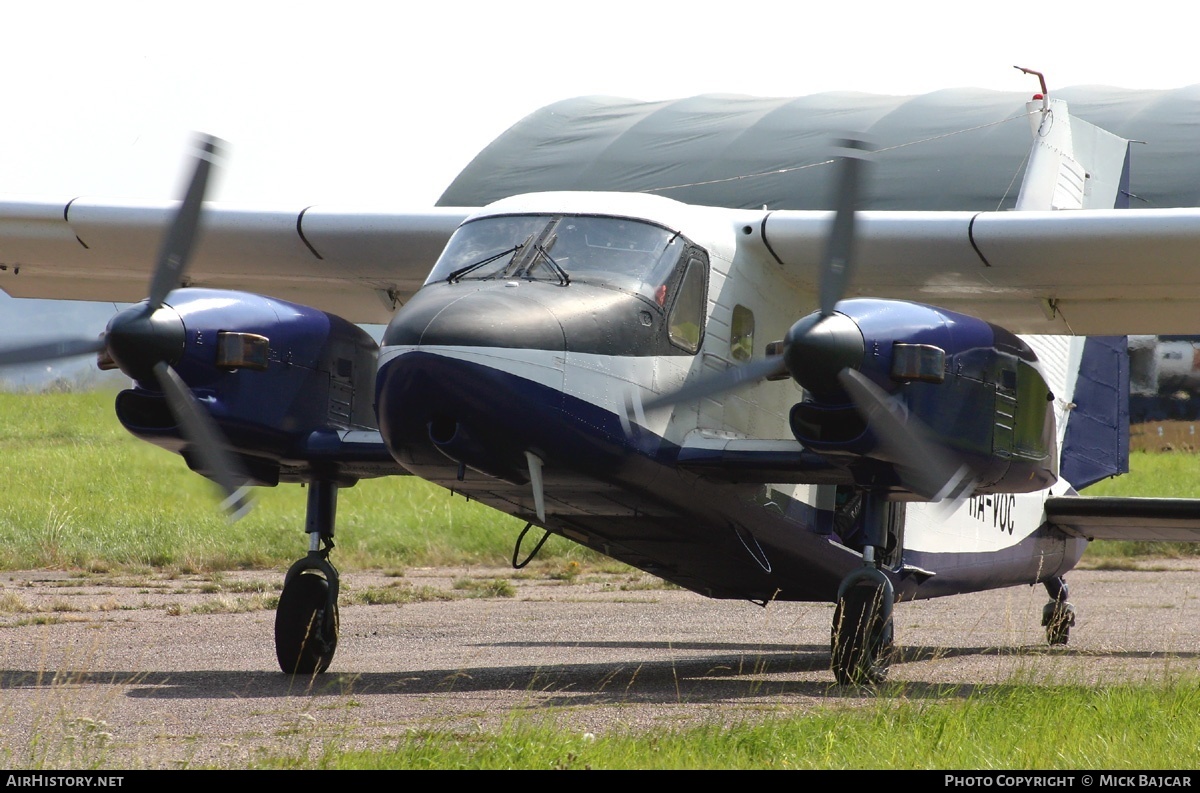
667;257;707;353
731;305;754;362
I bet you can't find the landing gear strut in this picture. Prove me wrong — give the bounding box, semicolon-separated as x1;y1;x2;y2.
1042;576;1075;646
275;481;340;675
831;491;895;685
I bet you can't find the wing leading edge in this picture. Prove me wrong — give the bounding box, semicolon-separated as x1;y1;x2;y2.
760;207;1200;335
9;198;1198;334
0;198;471;324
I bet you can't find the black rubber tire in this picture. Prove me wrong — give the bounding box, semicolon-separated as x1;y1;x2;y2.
831;582;894;686
275;572;338;675
1043;601;1074;646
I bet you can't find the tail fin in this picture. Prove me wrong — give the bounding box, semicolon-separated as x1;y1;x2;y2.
1023;335;1129;491
1058;336;1131;489
1014;97;1131;490
1014;96;1130;210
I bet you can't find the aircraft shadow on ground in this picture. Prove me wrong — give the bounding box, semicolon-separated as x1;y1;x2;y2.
1;639;1191;705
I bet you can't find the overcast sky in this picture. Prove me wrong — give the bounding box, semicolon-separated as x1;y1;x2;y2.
2;1;1199;208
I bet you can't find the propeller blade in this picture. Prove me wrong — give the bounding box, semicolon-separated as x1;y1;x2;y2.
0;336;107;366
635;137;873;416
818;138;870;318
153;361;254;521
641;354;787;413
147;134;224;310
837;368;976;504
0;136;246;522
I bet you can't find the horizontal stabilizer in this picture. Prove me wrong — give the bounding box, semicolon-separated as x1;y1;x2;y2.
1045;496;1200;541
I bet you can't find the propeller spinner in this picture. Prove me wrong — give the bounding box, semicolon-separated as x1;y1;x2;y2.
0;134;254;520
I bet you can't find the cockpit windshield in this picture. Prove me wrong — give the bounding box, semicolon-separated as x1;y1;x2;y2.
425;214;688;304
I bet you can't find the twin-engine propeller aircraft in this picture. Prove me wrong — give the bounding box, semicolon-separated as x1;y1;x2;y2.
4;82;1200;684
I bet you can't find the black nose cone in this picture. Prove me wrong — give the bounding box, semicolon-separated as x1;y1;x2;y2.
383;285;565;351
784;312;864;400
104;303;186;383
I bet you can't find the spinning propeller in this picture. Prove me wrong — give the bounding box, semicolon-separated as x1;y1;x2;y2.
0;135;254;520
644;137;976;505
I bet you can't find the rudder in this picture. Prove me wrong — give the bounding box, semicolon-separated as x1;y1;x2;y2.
1059;336;1130;490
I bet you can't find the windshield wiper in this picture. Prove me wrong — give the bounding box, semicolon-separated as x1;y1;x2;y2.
525;244;570;286
446;241;526;283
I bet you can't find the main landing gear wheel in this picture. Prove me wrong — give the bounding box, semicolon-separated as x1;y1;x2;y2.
831;568;895;686
1042;600;1075;646
275;567;339;675
1041;576;1074;646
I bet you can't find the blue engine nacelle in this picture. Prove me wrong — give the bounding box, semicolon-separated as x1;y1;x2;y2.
786;299;1058;496
112;288;397;485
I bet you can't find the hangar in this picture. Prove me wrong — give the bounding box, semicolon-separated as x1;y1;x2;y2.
439;86;1200;211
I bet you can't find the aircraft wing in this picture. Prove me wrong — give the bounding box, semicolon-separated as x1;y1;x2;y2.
0;197;472;324
763;207;1200;335
5;196;1200;333
1044;496;1200;541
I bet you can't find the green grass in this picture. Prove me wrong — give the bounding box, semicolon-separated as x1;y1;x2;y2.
1081;451;1200;560
1083;450;1200;499
0;390;596;573
249;680;1200;769
1;392;1196;570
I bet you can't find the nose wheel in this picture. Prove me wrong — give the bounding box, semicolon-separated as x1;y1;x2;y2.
275;480;341;675
275;559;339;674
831;565;895;685
831;492;896;686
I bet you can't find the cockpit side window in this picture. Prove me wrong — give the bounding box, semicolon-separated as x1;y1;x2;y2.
667;254;708;354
